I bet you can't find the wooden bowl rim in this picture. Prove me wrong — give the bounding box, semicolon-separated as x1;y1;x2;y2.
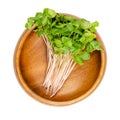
14;14;107;106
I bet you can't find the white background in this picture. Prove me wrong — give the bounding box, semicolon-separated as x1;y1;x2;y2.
0;0;120;119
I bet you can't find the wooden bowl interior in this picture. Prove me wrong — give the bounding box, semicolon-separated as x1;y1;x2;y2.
14;29;104;105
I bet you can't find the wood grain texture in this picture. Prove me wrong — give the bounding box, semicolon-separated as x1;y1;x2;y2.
14;19;107;106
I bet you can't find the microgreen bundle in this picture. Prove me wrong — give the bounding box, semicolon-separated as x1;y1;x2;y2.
25;8;102;97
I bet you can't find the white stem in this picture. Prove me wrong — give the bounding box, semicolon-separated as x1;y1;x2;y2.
42;35;76;97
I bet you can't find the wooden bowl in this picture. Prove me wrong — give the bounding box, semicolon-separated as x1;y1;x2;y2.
14;17;106;106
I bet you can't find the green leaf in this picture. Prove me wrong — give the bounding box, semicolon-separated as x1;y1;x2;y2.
73;55;84;65
84;30;96;38
86;43;94;52
47;8;56;18
69;46;76;52
48;34;53;40
25;23;32;29
80;52;90;60
35;20;42;26
61;37;73;47
66;23;74;31
62;47;69;54
62;37;70;42
89;27;96;32
28;17;36;23
60;28;70;35
64;15;75;21
37;31;43;37
25;17;36;29
72;19;80;28
80;18;91;30
41;16;48;26
51;28;59;35
73;42;81;49
72;49;81;55
54;47;63;54
55;23;66;28
73;29;82;35
43;8;56;18
64;40;72;47
89;21;99;32
54;39;63;48
35;12;43;18
79;36;86;44
83;31;96;42
90;41;102;50
51;21;57;27
91;21;99;27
